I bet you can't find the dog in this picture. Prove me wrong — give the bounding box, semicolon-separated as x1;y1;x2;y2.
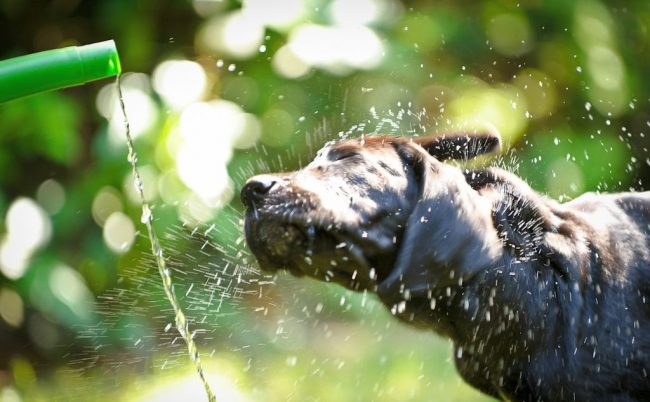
241;130;650;401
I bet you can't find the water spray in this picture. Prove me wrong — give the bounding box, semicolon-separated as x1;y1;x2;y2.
0;41;216;401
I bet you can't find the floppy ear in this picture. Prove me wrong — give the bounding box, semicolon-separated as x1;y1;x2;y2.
377;154;503;302
413;129;501;161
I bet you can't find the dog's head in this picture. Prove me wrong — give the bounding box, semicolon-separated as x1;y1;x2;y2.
241;130;501;292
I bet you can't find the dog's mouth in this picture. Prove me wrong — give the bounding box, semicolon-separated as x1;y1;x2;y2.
243;208;384;290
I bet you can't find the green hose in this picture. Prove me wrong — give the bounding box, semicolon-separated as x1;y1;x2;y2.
0;40;121;103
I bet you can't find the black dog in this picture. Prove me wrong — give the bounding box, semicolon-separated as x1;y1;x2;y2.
241;131;650;401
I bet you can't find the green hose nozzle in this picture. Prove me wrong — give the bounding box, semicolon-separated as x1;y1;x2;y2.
0;40;121;103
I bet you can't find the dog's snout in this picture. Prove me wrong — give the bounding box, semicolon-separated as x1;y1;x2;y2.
241;175;277;207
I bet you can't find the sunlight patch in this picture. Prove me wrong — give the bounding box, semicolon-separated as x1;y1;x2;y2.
153;60;207;111
0;198;51;280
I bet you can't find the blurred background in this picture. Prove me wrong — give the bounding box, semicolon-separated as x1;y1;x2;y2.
0;0;649;401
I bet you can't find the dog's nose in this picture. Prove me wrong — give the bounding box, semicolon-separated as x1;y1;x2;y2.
241;175;277;207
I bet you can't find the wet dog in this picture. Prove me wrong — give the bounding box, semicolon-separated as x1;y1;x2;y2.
241;131;650;401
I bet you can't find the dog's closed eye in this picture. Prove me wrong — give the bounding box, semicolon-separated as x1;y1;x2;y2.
334;151;359;161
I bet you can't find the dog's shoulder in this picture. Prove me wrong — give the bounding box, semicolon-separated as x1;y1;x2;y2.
566;191;650;278
564;191;650;246
567;191;650;224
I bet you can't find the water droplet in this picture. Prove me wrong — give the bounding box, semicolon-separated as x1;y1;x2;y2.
141;205;152;224
127;151;137;164
286;356;297;366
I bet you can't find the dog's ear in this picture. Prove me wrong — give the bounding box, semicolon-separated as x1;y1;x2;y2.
413;129;501;161
377;163;503;306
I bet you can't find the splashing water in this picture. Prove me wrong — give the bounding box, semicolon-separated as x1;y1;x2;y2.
116;76;217;402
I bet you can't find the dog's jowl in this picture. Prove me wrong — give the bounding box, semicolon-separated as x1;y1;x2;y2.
241;131;650;402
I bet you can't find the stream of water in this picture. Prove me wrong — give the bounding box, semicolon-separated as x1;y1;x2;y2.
116;76;217;402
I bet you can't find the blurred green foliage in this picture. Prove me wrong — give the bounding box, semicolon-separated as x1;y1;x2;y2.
0;0;649;401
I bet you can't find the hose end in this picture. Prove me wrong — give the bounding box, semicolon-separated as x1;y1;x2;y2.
78;40;121;81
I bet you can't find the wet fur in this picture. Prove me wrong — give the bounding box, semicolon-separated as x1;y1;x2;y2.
241;133;650;401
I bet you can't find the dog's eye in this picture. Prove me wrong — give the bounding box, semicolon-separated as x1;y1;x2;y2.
334;152;358;161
